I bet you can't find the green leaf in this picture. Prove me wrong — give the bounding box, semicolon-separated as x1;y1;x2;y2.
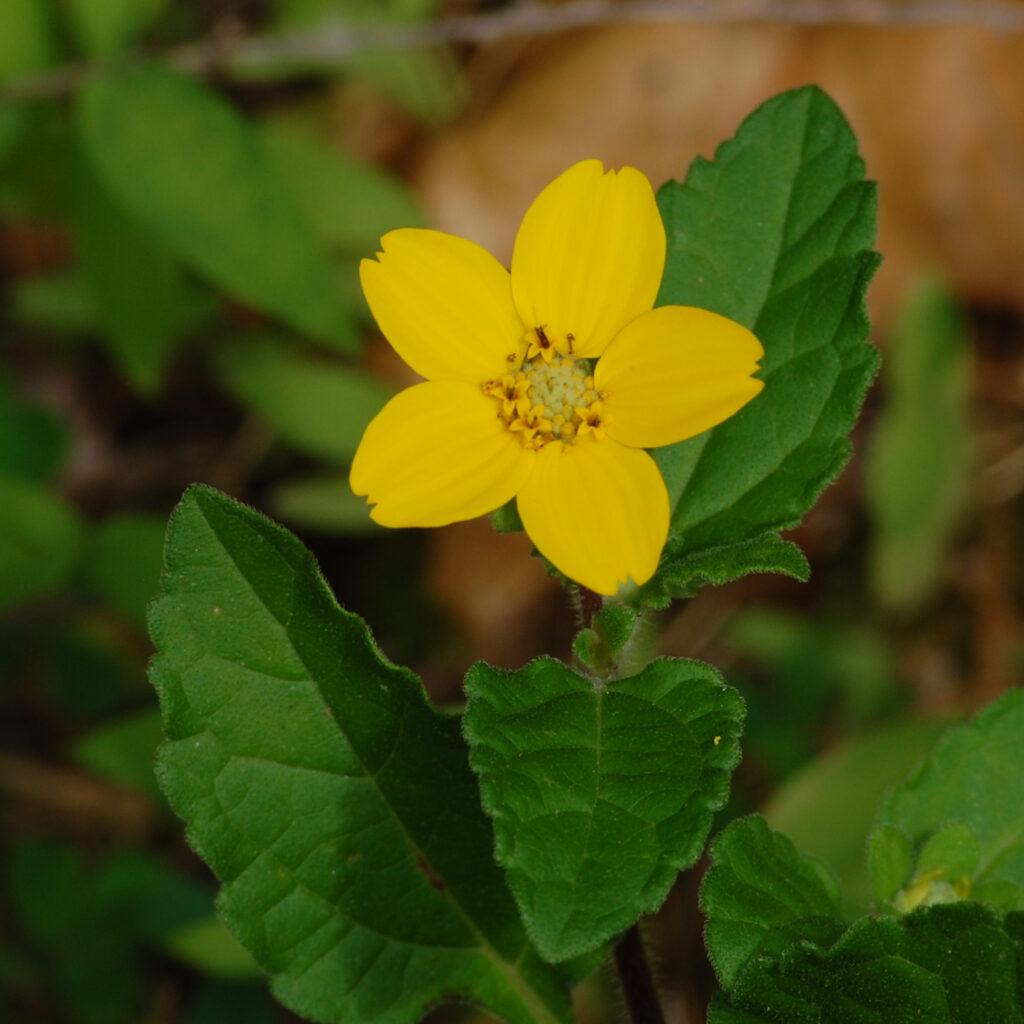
10;840;210;1024
728;607;898;729
917;821;981;882
702;816;844;990
0;474;82;613
41;619;143;722
710;902;1024;1024
0;103;76;218
261;123;423;256
572;604;639;672
76;66;357;350
645;85;878;605
216;337;391;465
71;708;164;801
74;157;213;392
0;369;68;481
463;656;744;961
270;0;442;32
9;271;98;335
0;0;57;82
163;915;261;978
0;107;26;163
149;485;570;1024
183;979;276;1024
764;718;952;916
867;825;914;904
491;498;524;534
349;48;467;126
865;277;972;611
255;4;461;123
268;473;378;533
79;512;167;627
64;0;167;58
590;604;637;654
650;534;809;604
874;689;1024;913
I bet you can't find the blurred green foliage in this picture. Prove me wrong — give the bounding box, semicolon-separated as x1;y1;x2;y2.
9;840;210;1022
866;277;973;612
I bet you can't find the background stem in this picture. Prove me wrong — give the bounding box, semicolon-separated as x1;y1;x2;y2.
613;924;667;1024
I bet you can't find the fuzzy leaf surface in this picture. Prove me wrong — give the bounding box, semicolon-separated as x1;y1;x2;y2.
702;815;844;990
149;485;570;1024
645;86;879;605
463;657;744;961
710;902;1024;1024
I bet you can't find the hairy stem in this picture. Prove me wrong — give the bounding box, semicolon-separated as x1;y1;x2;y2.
613;924;667;1024
613;607;660;679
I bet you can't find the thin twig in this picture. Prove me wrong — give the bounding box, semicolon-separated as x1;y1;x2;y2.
614;923;667;1024
3;0;1024;104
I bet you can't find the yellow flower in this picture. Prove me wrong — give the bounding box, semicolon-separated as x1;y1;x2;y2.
350;160;764;595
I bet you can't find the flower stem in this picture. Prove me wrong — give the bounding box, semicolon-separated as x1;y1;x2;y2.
612;607;660;679
613;924;666;1024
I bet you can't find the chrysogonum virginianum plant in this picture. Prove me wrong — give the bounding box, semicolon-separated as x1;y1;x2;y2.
148;86;1024;1024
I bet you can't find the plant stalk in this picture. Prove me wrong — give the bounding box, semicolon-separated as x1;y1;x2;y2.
613;924;667;1024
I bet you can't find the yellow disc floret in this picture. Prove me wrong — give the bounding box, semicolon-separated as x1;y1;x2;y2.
483;348;607;450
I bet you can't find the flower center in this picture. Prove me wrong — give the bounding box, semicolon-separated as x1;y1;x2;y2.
483;336;606;450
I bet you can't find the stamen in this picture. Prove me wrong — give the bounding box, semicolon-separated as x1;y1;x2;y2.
483;350;607;450
526;325;557;363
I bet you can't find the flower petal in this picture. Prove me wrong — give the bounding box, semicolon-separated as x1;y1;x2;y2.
516;438;669;595
597;305;764;449
510;160;665;360
360;229;525;383
350;381;534;526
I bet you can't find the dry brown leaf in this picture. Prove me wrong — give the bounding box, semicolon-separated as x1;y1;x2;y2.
415;23;1024;322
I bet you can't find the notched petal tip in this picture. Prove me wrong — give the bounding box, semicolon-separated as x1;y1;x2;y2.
510;159;665;360
359;228;524;383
